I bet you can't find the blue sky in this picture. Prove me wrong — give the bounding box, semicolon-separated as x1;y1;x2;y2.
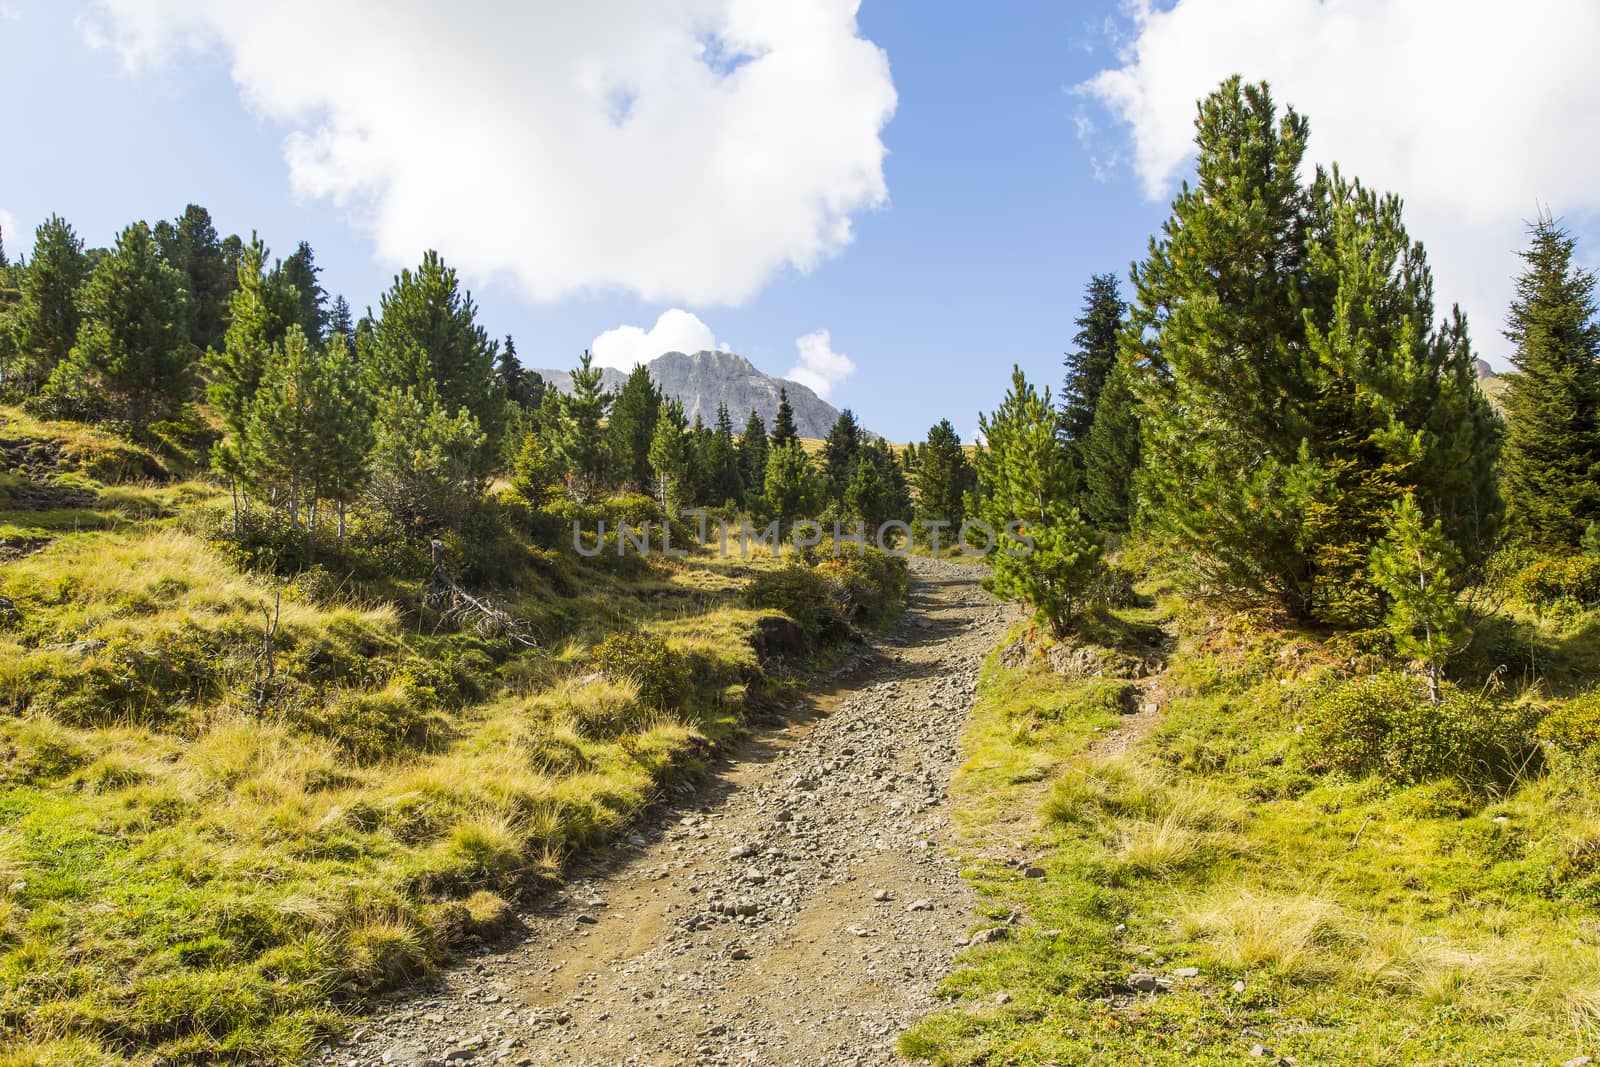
4;1;1598;442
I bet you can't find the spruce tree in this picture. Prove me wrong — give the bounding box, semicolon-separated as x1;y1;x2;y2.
608;364;662;491
511;429;559;510
978;367;1101;636
770;387;799;448
280;241;328;344
155;204;233;353
553;350;611;500
45;222;192;423
1061;273;1126;449
327;295;354;342
822;409;862;502
496;334;544;410
1500;217;1600;546
6;215;88;395
703;403;744;507
1128;77;1500;622
914;419;974;528
1083;359;1140;530
738;408;769;499
367;250;504;452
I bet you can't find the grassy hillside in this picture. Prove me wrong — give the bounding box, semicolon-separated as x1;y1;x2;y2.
0;406;906;1065
903;574;1600;1066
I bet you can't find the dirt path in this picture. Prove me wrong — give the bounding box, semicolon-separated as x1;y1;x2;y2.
320;558;1010;1067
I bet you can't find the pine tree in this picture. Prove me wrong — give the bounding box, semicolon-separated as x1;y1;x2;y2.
1082;359;1140;530
553;350;611;500
207;235;300;498
608;364;662;490
1369;493;1466;704
978;367;1102;636
770;387;799;449
496;334;544;410
648;398;689;515
738;408;769;501
309;331;372;537
822;409;862;503
764;440;819;532
45;222;192;423
1061;274;1126;450
0;222;8;270
1128;77;1500;622
155;204;233;353
914;419;974;528
844;456;895;528
367;250;505;453
240;326;320;529
280;241;328;344
366;387;487;532
511;429;559;510
1500;217;1600;547
5;215;87;395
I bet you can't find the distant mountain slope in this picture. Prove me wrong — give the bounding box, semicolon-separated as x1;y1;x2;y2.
535;350;846;438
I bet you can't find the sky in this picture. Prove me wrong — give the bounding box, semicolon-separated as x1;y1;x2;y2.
3;0;1598;442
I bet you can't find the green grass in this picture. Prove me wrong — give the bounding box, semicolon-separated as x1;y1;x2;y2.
902;590;1600;1067
0;410;905;1063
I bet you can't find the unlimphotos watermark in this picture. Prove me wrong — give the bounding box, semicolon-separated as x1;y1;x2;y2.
572;510;1036;558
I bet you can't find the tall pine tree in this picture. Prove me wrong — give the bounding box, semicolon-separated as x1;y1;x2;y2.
5;215;88;395
280;241;328;344
366;250;504;454
154;204;234;353
45;222;192;423
822;409;862;503
1128;77;1500;622
608;364;663;491
553;350;611;500
914;419;975;528
1082;358;1140;530
1500;217;1600;546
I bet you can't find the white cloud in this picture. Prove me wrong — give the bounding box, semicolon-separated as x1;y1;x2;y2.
591;308;721;370
788;327;855;399
85;0;897;306
1077;0;1600;365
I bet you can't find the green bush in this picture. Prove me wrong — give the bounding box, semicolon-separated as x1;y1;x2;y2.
1301;671;1540;788
589;630;689;709
744;562;846;641
744;551;908;643
1501;553;1600;611
1538;689;1600;754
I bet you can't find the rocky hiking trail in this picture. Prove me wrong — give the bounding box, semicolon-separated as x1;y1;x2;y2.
322;558;1012;1067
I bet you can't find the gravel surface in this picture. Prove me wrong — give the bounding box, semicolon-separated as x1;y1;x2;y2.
319;558;1008;1067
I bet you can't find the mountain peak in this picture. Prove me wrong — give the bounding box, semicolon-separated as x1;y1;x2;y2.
533;349;847;438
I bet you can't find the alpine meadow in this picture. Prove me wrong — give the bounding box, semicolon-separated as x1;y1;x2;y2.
3;5;1600;1066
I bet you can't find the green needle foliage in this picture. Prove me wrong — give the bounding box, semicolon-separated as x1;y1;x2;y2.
1127;77;1500;624
738;407;769;501
1082;357;1140;531
2;214;89;397
607;364;663;492
1370;492;1467;704
1500;217;1600;547
769;386;798;449
1060;272;1125;453
913;418;974;530
978;366;1102;636
44;221;193;423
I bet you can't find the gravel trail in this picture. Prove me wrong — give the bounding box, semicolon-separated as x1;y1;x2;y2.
320;558;1008;1067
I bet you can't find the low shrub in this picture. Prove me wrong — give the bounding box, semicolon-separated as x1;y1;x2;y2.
744;550;908;642
1500;552;1600;612
1300;671;1540;788
1538;689;1600;755
288;679;445;762
589;630;690;709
